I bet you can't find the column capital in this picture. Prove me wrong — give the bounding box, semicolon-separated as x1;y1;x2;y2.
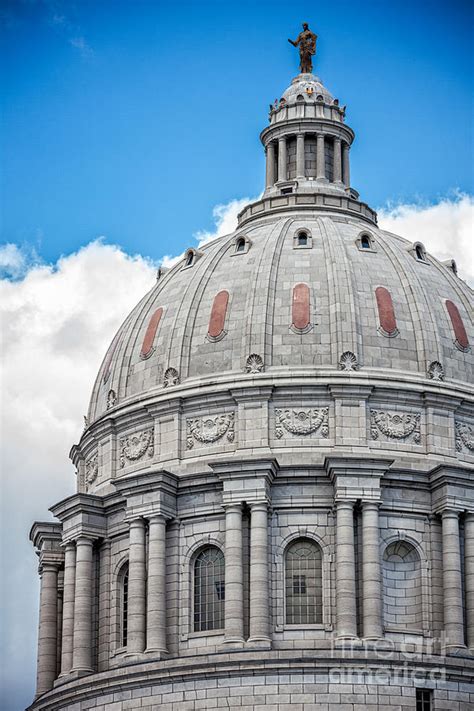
361;500;381;510
249;501;269;513
223;502;243;514
75;535;95;546
440;508;461;519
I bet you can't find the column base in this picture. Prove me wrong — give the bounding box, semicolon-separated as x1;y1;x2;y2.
145;647;169;659
123;652;147;662
316;176;329;184
246;636;272;649
222;637;245;648
444;644;468;655
68;667;94;678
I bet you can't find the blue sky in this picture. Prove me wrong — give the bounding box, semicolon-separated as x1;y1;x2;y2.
1;0;473;267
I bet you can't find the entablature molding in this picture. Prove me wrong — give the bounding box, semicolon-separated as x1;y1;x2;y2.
113;469;178;521
325;455;393;503
29;522;63;569
210;457;278;506
260;120;354;146
49;493;106;543
430;464;474;514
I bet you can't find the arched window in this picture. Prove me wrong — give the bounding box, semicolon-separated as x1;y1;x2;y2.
361;235;371;249
285;538;322;625
235;237;246;253
382;541;422;631
118;563;129;648
297;232;308;246
185;250;194;267
415;244;425;261
194;546;225;632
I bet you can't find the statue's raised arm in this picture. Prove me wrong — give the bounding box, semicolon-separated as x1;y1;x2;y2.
288;22;318;74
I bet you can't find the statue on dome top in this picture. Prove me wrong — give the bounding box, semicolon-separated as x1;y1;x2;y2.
288;23;317;74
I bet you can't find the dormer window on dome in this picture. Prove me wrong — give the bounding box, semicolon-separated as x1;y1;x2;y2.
356;232;376;252
413;242;427;262
182;248;202;270
294;229;312;249
232;235;250;255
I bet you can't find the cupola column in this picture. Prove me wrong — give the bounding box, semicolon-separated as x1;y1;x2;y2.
277;137;287;182
361;502;383;639
296;133;305;179
146;515;168;654
59;542;76;676
316;133;326;181
441;510;465;650
333;137;343;184
464;512;474;652
223;504;244;644
342;142;351;188
127;518;147;654
248;502;271;645
335;501;357;638
71;537;94;673
265;141;276;188
35;562;59;696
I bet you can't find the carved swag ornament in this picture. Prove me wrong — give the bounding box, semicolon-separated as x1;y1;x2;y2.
455;421;474;453
186;413;235;449
85;453;98;491
275;407;329;439
119;428;154;468
370;410;421;444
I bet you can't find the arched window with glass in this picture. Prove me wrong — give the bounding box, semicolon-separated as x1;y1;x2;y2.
193;546;225;632
285;538;323;625
118;562;129;648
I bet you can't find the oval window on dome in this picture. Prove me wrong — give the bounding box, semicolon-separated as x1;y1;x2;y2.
292;283;311;332
445;300;469;351
140;307;163;359
208;290;229;340
375;287;398;337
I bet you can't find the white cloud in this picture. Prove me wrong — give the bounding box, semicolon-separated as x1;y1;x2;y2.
378;192;474;286
194;196;256;246
0;241;156;710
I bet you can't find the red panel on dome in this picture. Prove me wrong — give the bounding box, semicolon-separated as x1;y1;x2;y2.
446;300;469;349
292;283;310;331
140;308;163;358
375;286;397;335
208;290;229;339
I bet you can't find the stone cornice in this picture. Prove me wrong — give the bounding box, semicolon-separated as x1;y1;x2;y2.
325;456;393;503
113;469;178;521
210;458;279;506
429;464;474;514
49;493;106;542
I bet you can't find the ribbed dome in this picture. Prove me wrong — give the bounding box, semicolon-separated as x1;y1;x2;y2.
281;72;334;105
88;212;473;424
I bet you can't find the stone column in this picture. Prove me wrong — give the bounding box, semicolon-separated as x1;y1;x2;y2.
127;518;147;654
342;142;351;187
146;515;167;654
36;563;59;696
333;137;342;183
361;502;383;639
464;513;474;652
59;542;76;676
335;501;357;638
224;504;244;644
441;510;465;650
316;133;326;181
71;537;94;673
248;502;270;645
265;142;276;188
296;133;305;179
277;137;287;182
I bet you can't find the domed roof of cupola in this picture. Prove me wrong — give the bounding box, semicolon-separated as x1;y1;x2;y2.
281;73;335;105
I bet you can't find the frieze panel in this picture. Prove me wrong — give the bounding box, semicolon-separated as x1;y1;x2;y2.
275;407;329;439
186;412;235;449
455;420;474;454
85;453;98;491
119;428;154;468
370;409;421;444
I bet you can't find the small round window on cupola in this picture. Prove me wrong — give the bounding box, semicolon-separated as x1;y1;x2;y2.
232;235;251;255
293;229;312;249
410;242;428;264
182;248;202;270
356;231;375;251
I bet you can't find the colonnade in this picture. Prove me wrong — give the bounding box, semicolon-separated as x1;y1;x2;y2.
265;133;351;188
35;505;474;698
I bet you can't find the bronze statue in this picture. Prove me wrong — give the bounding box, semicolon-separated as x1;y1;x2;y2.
288;23;317;74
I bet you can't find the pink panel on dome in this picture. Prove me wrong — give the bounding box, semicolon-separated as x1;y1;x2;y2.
292;283;310;331
446;300;469;349
140;308;163;358
208;290;229;339
375;286;397;335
